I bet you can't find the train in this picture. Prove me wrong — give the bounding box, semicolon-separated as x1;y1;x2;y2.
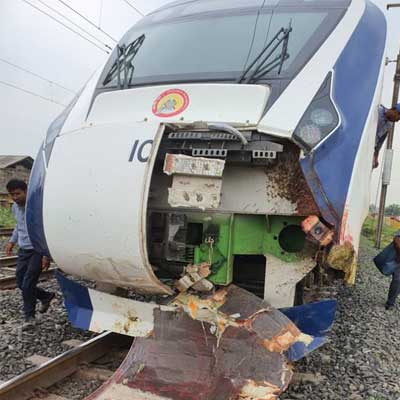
26;0;387;398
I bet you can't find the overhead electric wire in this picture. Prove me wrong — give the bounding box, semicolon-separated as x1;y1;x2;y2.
0;57;76;94
121;0;144;16
36;0;113;50
0;79;67;107
55;0;117;43
20;0;110;54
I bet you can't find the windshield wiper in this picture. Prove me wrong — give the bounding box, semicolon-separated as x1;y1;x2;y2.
238;22;292;84
103;34;145;89
116;45;124;89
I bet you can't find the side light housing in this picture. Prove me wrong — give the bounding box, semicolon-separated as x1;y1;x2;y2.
293;72;339;151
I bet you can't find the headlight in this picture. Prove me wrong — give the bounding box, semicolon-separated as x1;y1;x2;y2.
310;109;335;127
293;72;339;151
298;124;322;147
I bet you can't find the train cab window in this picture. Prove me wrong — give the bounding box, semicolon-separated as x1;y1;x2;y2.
97;4;346;91
260;11;328;75
101;11;268;88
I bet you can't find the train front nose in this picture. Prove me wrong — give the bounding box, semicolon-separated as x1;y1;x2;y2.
39;84;272;295
37;82;338;400
40;121;172;295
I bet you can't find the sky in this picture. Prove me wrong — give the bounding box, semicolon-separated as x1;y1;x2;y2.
0;0;399;205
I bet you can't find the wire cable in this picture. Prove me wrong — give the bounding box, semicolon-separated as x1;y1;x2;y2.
36;0;113;50
55;0;117;43
121;0;144;16
0;57;76;94
0;79;67;107
20;0;110;54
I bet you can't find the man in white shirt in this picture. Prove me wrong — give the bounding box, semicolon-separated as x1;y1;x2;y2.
5;179;55;328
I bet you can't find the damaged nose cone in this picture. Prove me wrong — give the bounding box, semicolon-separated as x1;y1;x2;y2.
86;286;310;400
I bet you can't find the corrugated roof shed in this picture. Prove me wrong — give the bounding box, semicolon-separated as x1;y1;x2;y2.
0;155;34;169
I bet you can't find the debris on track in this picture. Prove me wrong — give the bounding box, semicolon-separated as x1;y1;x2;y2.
1;238;399;399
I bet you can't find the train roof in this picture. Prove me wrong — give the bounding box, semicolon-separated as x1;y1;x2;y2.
149;0;352;17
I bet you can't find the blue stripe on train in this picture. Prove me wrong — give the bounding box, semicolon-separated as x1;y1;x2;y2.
56;271;93;331
26;144;51;257
301;1;386;226
280;299;337;361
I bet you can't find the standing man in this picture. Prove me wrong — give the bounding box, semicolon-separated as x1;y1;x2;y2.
373;103;400;168
5;179;55;328
386;231;400;310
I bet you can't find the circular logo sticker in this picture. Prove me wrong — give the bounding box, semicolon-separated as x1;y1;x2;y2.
152;89;189;117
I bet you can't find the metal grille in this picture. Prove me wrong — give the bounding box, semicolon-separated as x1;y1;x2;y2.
192;149;228;157
252;150;277;159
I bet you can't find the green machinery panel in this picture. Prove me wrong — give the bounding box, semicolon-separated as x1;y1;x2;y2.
192;214;305;285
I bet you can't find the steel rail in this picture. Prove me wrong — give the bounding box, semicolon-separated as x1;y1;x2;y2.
0;256;18;268
0;332;118;400
0;227;14;236
0;267;56;290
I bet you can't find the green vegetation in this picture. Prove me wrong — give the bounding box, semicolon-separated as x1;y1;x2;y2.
385;203;400;216
369;203;400;216
362;215;398;248
0;207;15;228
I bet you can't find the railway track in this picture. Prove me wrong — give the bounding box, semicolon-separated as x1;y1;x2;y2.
0;332;131;400
0;256;56;289
0;227;14;236
0;255;17;268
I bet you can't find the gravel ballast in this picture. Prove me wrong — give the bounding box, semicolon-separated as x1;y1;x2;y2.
1;237;399;400
282;238;400;400
0;277;94;382
51;377;104;400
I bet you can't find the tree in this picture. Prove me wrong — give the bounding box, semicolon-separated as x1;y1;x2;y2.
369;204;377;214
385;204;400;216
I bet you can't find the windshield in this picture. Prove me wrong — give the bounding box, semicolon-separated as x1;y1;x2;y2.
98;7;343;89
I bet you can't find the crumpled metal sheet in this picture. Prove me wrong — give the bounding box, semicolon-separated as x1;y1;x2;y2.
327;241;357;284
280;300;337;361
85;286;312;400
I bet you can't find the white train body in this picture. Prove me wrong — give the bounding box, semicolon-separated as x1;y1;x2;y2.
27;0;387;310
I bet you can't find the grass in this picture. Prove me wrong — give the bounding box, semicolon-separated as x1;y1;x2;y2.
361;215;398;248
0;207;15;228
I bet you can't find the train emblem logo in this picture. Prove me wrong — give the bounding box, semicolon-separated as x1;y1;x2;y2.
152;89;190;117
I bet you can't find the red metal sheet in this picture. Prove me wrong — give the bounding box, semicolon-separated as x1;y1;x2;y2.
85;286;303;400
